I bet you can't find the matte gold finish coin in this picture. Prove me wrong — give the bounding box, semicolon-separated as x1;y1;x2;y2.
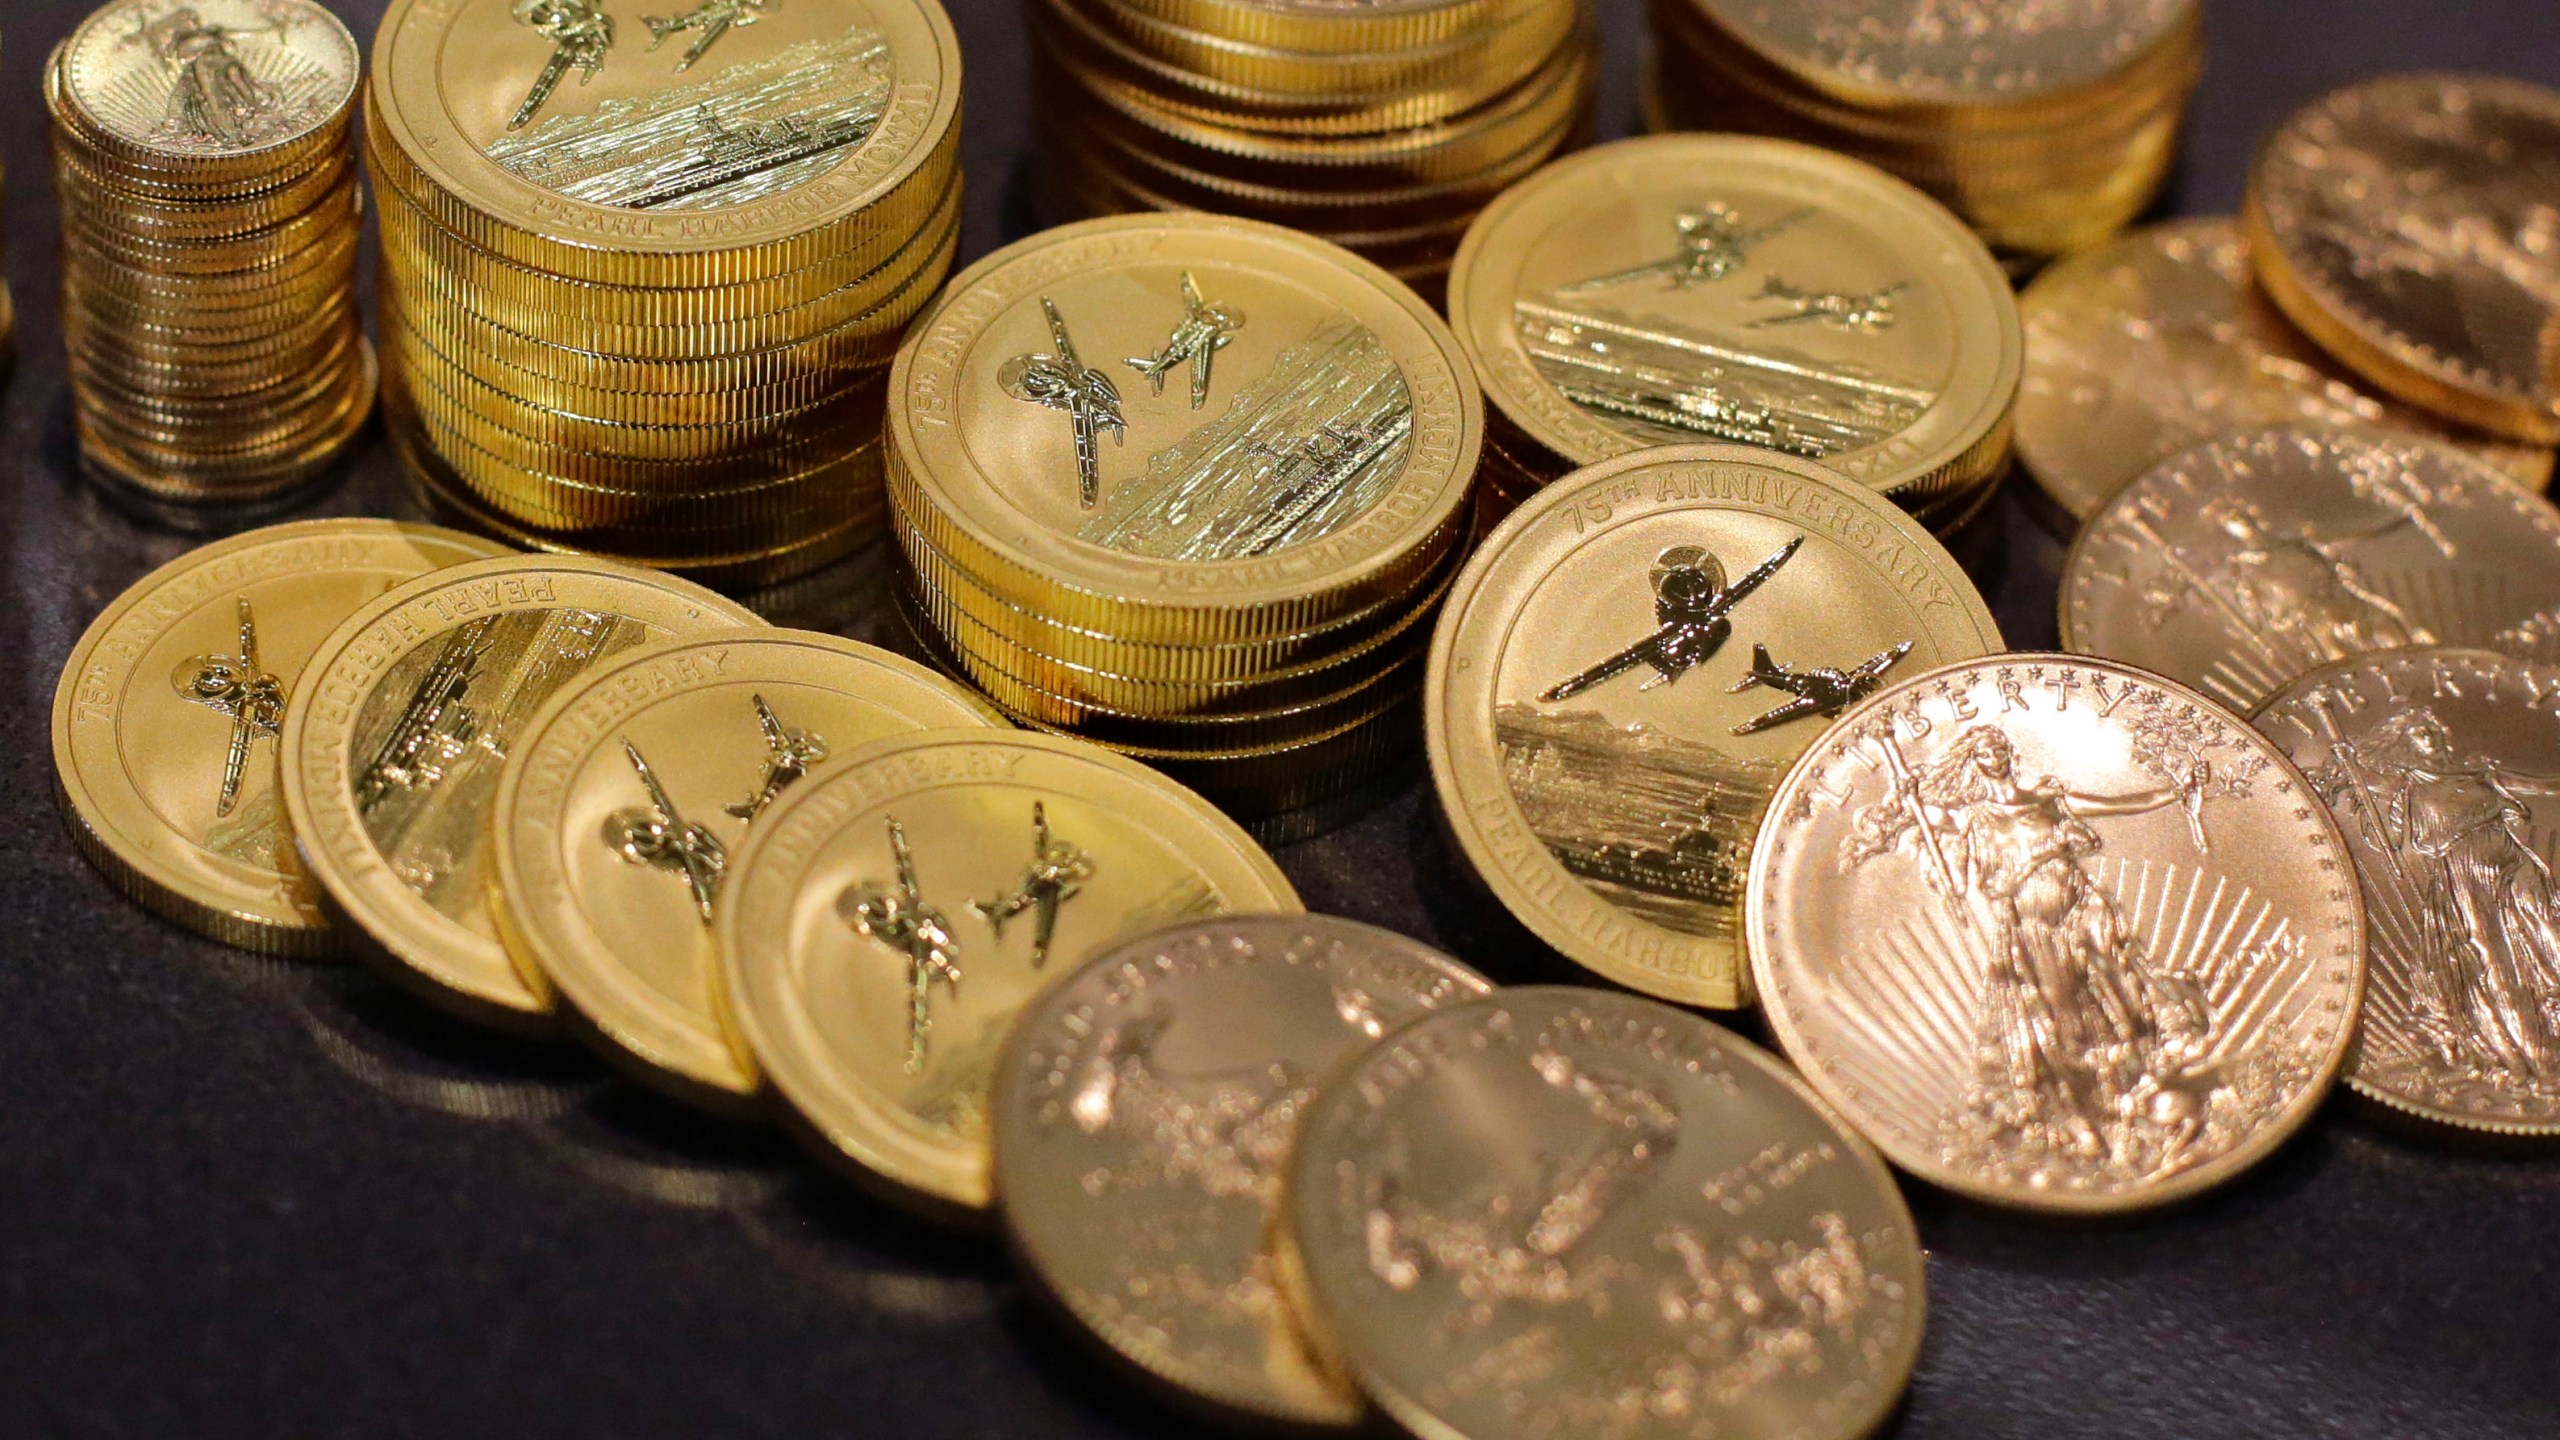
1278;985;1925;1440
2254;648;2560;1137
51;521;510;956
1429;444;2001;1009
1749;654;2364;1213
717;728;1302;1217
2062;426;2560;714
493;633;1001;1105
992;915;1491;1428
279;558;765;1028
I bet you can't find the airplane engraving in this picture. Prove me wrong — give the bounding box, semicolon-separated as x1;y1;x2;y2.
1559;204;1813;293
604;739;728;923
174;597;287;819
1124;270;1244;410
1748;276;1909;332
641;0;767;72
1724;641;1913;735
839;818;963;1074
509;0;615;131
724;694;828;822
969;801;1094;969
1001;297;1127;508
1539;537;1804;703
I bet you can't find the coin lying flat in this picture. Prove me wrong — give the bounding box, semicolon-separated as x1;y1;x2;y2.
491;633;1003;1105
2254;648;2560;1136
2062;425;2560;715
51;521;510;955
280;557;764;1027
717;729;1302;1218
992;915;1491;1428
1278;985;1924;1440
1750;655;2365;1213
1428;444;2001;1009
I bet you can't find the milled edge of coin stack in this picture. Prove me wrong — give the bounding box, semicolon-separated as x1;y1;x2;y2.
1027;0;1599;297
47;0;373;510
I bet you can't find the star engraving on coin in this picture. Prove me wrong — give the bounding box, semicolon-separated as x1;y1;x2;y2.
968;801;1094;969
839;817;965;1074
1123;270;1243;410
604;740;729;923
174;598;287;820
1001;297;1130;508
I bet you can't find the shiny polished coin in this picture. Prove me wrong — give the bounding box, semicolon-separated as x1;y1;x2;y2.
1749;654;2365;1212
2019;218;2553;526
1428;444;2001;1009
717;728;1302;1217
280;558;765;1028
2246;74;2560;445
1449;134;2021;507
1112;0;1555;56
992;915;1491;1428
2062;426;2560;714
493;632;1001;1106
51;521;510;956
1278;986;1925;1440
1687;0;2195;117
57;0;358;173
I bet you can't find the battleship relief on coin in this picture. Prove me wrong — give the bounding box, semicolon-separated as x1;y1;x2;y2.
1712;0;2190;93
2065;427;2560;713
1752;659;2363;1209
2256;650;2560;1133
64;0;358;153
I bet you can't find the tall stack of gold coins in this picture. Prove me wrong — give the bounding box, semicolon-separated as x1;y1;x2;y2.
366;0;963;590
47;0;371;506
887;216;1482;819
1028;0;1598;294
1644;0;2202;262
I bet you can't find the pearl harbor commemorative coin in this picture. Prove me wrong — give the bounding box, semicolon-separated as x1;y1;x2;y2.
1749;655;2366;1213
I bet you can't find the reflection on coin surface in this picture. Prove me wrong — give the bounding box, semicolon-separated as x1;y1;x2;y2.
52;521;509;954
1279;986;1924;1440
2254;648;2560;1136
280;558;764;1026
1694;0;2193;104
1750;655;2365;1212
2247;74;2560;444
492;633;1003;1103
2063;426;2560;715
2016;218;2552;525
61;0;360;159
718;729;1302;1216
1428;444;2000;1009
992;916;1491;1429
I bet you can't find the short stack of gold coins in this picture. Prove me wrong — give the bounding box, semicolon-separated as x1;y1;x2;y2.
46;0;372;506
1643;0;2203;263
1028;0;1599;295
364;0;964;590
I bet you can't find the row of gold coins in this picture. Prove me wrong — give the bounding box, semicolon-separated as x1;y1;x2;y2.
1028;0;1598;294
364;0;964;590
46;0;372;507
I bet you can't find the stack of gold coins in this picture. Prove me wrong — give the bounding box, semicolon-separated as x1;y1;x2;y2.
47;0;371;506
886;215;1481;819
1643;0;2202;263
366;0;963;590
1027;0;1598;294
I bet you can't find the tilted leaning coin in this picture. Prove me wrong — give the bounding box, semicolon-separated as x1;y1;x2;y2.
2062;425;2560;714
2254;648;2560;1136
1278;985;1925;1440
1749;655;2366;1213
279;557;765;1028
991;915;1492;1429
52;520;510;955
1427;443;2001;1009
491;632;1004;1107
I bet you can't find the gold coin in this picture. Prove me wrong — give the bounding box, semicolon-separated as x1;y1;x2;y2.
279;557;766;1027
717;727;1302;1218
1749;653;2365;1213
992;915;1491;1429
1450;134;2021;508
55;0;358;175
1428;444;2001;1009
492;632;1001;1106
1276;986;1926;1440
51;520;511;956
1111;0;1552;56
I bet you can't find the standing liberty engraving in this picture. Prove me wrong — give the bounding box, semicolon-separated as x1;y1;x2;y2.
2140;492;2441;662
1125;271;1244;410
1541;538;1803;702
133;5;281;146
969;801;1093;969
605;740;728;922
1560;204;1811;292
1749;277;1908;331
509;0;615;130
175;597;286;819
1724;640;1912;735
725;694;827;822
1063;1002;1316;1198
1003;298;1128;508
839;818;964;1073
643;0;766;72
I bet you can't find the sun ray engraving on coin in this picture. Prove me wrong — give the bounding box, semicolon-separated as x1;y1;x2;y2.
63;0;359;157
1124;271;1243;410
1749;277;1908;331
604;740;729;923
1726;640;1913;735
1002;297;1128;509
507;0;615;131
131;4;287;146
969;802;1093;969
840;817;964;1074
722;694;828;822
174;598;287;820
1541;537;1802;702
643;0;767;72
1558;203;1811;292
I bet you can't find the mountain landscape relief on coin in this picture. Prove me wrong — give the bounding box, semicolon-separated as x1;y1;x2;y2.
63;0;360;154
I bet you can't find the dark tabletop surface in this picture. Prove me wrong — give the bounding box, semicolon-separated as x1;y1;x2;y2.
7;1;2560;1435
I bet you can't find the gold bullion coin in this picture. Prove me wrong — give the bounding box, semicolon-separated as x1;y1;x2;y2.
1277;985;1925;1440
56;0;358;173
279;557;765;1028
2062;425;2560;715
887;213;1480;643
1428;444;2001;1009
1749;654;2365;1213
492;632;1003;1105
2019;218;2553;526
717;728;1302;1218
991;915;1491;1428
2246;74;2560;445
1449;134;2021;507
2254;648;2560;1137
51;521;510;956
